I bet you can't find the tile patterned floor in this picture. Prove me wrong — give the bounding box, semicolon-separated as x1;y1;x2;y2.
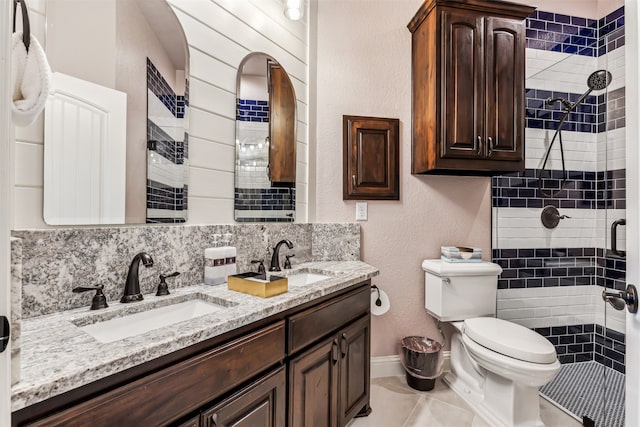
541;361;625;427
347;376;583;427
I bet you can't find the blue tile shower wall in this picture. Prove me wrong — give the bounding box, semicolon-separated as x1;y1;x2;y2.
493;248;626;291
534;324;625;373
236;99;270;122
492;169;626;210
526;7;624;56
495;7;627;370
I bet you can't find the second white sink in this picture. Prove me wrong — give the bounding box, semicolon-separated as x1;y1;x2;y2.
287;272;331;287
78;299;226;343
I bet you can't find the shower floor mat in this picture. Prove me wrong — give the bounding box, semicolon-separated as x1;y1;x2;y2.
540;361;625;427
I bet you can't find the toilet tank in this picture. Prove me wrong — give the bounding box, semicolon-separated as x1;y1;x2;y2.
422;259;503;322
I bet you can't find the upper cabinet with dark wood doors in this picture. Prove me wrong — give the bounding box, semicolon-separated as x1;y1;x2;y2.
408;0;535;175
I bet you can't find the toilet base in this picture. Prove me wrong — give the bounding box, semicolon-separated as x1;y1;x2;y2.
443;370;545;427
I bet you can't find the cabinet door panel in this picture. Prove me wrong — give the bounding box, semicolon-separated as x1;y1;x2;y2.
339;316;371;425
201;367;286;427
441;10;484;159
484;17;525;162
289;337;339;427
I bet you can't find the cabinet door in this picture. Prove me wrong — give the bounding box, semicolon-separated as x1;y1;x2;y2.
338;315;371;426
289;336;340;427
201;367;286;427
441;10;484;160
268;61;296;184
342;116;399;200
484;17;526;163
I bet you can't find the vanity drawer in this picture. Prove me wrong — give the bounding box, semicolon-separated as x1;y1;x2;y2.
288;285;369;354
26;321;286;427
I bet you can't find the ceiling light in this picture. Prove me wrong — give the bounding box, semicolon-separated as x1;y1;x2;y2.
284;0;304;21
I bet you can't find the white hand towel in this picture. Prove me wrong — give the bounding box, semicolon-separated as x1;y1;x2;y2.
11;32;52;127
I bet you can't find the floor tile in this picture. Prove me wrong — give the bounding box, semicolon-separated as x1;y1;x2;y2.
348;376;583;427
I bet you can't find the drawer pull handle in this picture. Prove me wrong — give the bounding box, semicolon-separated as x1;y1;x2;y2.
341;333;348;357
352;174;357;187
477;136;483;156
488;137;493;156
209;413;218;427
332;338;339;364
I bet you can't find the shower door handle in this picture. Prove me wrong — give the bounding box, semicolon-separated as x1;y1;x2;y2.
611;218;626;257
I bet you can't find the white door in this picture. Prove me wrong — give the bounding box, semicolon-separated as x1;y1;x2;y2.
1;1;13;424
625;1;639;426
44;72;127;225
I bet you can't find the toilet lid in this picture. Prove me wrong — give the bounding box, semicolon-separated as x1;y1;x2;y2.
463;318;557;364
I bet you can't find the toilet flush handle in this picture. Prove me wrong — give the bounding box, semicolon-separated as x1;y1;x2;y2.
443;278;451;285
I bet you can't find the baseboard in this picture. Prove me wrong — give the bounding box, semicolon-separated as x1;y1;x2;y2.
371;351;451;378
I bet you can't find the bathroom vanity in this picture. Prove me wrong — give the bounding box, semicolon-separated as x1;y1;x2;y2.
11;261;376;427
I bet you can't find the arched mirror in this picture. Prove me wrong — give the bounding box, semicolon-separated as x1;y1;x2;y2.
43;0;189;225
235;53;296;222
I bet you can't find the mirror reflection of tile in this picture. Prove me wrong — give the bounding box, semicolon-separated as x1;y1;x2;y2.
146;58;189;224
235;98;295;223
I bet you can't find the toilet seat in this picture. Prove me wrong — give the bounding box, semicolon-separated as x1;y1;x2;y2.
463;317;556;364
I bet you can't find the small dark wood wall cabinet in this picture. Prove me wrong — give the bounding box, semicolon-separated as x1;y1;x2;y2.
13;282;371;427
343;115;399;200
407;0;535;175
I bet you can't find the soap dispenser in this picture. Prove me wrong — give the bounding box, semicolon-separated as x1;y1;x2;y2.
204;234;225;285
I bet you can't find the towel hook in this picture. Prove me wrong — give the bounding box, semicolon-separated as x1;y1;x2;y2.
13;0;31;53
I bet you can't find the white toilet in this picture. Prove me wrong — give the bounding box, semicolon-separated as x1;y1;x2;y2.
422;259;560;427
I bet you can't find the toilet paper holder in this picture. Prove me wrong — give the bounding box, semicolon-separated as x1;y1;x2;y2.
371;285;382;307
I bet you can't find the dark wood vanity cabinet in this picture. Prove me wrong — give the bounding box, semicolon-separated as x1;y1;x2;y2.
14;282;371;427
408;0;534;175
289;308;370;427
200;367;286;427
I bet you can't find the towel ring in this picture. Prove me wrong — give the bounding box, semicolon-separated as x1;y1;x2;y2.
12;0;31;53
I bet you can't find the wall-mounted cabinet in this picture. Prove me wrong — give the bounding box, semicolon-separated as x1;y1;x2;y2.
343;116;399;200
408;0;535;175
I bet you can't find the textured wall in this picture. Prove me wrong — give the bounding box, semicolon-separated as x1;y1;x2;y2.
314;0;493;357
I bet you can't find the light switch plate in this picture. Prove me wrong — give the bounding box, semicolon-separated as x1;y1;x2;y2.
356;202;368;221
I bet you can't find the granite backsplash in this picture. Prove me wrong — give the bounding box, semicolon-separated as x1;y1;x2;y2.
11;223;360;319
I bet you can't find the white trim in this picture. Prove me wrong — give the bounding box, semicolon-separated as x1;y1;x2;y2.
624;1;640;426
370;352;451;379
0;0;13;423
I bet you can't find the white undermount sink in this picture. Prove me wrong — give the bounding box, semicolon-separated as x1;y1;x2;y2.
77;298;229;343
286;272;331;287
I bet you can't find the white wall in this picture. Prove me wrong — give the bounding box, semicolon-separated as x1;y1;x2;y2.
12;0;309;228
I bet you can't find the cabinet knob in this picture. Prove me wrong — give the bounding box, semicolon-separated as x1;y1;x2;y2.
340;332;348;357
477;136;483;156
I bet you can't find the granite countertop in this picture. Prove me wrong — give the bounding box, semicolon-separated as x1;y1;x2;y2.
11;261;378;412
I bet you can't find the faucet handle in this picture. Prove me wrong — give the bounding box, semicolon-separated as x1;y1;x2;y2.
157;272;180;296
284;254;295;269
72;285;108;310
251;259;266;274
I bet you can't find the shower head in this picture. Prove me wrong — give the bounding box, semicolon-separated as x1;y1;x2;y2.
587;69;612;91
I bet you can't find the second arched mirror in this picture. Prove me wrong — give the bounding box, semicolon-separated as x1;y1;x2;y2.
234;53;296;222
